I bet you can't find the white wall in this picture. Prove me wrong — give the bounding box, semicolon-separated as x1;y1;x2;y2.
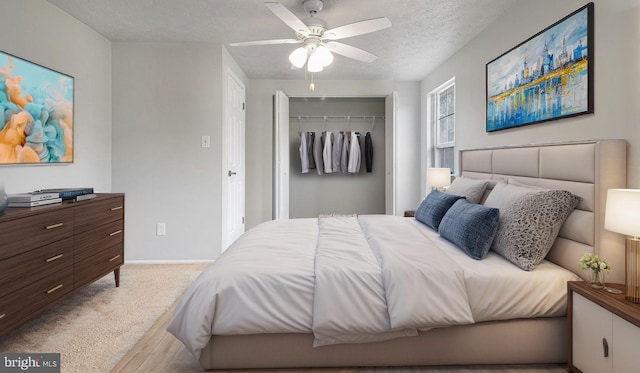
422;0;640;191
112;42;248;261
246;80;421;229
0;0;112;194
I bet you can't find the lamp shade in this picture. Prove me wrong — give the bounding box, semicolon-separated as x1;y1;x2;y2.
426;168;451;189
605;189;640;237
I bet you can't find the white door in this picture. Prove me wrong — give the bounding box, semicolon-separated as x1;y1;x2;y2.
222;69;245;251
385;92;397;215
273;90;289;220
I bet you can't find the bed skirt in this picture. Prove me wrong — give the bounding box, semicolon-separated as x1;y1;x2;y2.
199;317;567;369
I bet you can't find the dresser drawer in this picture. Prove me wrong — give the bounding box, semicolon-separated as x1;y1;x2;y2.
74;244;123;289
0;208;73;261
0;266;73;335
74;219;124;263
0;237;73;300
74;196;124;233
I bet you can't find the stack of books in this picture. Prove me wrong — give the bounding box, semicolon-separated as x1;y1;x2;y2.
7;187;96;207
8;192;62;207
36;188;95;201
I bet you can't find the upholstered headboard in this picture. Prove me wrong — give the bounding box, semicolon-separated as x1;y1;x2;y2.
460;140;627;284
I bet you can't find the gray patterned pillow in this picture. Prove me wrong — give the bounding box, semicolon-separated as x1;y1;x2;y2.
491;190;582;271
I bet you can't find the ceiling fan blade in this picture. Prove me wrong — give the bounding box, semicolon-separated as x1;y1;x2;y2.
326;42;378;63
229;39;301;47
265;2;310;35
323;17;392;41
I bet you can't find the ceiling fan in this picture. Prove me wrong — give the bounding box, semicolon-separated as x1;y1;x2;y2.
229;0;392;73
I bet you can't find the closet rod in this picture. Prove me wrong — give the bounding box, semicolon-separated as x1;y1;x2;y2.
289;115;385;120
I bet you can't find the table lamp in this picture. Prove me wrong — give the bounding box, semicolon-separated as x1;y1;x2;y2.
426;167;451;192
604;189;640;303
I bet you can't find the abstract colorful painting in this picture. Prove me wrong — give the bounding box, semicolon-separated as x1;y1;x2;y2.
486;3;593;132
0;50;74;164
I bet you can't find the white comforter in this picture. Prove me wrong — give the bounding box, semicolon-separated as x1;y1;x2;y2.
167;215;580;359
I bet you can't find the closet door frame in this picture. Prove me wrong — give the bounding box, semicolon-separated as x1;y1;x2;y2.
273;91;398;219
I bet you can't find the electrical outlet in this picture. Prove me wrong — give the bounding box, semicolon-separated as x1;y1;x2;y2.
201;135;211;148
156;223;166;236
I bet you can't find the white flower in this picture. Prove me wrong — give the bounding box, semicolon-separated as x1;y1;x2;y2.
579;252;611;272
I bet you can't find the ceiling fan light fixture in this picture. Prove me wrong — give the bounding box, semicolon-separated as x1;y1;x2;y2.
289;46;308;68
314;45;333;67
306;59;323;72
307;46;332;72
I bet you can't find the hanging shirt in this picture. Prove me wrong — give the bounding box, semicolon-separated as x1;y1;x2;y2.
332;132;343;173
348;132;361;174
299;131;309;173
341;131;350;173
323;131;333;174
365;132;373;173
313;132;323;175
308;132;316;170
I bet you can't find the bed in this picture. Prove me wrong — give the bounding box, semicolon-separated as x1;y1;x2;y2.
168;140;627;370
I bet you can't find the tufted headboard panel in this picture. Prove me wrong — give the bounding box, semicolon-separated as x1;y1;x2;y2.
460;140;627;283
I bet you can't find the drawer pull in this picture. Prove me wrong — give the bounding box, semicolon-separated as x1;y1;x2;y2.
46;284;63;294
46;254;64;262
45;223;64;230
0;314;5;320
109;230;123;237
110;206;123;211
602;338;609;358
109;255;121;262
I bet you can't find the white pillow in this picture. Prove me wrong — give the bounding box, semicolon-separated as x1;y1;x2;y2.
445;178;488;204
483;181;538;211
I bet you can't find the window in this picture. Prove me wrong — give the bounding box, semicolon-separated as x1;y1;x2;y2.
429;78;455;173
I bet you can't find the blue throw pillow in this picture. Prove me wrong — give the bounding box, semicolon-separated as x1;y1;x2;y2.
415;191;466;230
438;199;500;260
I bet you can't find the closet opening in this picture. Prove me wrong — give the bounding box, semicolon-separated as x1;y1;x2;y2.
273;91;397;220
289;97;386;218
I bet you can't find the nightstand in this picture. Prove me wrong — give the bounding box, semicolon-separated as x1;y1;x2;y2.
568;281;640;372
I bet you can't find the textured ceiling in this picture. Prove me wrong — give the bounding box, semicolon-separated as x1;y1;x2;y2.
47;0;523;81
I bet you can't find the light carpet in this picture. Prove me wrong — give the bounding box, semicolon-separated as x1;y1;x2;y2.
0;263;207;373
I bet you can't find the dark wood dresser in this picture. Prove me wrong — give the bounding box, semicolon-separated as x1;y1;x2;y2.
0;193;124;335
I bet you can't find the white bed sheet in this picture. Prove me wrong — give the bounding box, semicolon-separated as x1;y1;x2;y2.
407;219;581;323
168;215;580;360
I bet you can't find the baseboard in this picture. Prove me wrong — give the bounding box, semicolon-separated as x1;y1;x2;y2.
125;259;215;264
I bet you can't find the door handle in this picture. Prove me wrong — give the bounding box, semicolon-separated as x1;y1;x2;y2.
228;170;237;177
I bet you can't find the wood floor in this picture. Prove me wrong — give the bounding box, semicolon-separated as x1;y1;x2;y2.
111;298;199;373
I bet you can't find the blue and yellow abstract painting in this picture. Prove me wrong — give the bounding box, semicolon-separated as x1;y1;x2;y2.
486;3;593;132
0;51;74;164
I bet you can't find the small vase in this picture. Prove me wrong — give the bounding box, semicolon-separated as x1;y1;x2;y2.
589;270;605;288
